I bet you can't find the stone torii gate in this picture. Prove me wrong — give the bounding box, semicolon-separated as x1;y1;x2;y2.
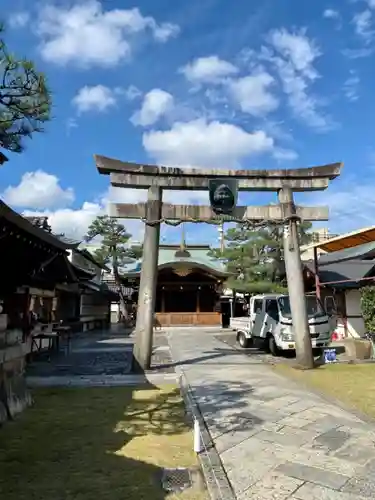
95;155;342;370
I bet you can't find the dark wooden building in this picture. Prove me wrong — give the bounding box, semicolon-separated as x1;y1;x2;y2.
122;242;231;326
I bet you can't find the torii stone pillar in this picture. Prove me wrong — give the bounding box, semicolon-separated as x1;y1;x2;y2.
278;187;314;369
132;186;162;372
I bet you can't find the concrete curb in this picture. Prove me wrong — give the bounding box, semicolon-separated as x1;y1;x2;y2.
178;372;236;500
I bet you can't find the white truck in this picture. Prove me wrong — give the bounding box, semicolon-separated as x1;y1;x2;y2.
230;293;334;355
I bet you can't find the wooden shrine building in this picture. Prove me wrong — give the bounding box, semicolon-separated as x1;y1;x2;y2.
122;241;231;326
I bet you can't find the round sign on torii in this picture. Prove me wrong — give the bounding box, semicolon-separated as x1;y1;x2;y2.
94;155;343;371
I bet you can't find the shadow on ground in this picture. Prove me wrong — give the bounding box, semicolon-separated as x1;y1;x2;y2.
26;327;174;378
0;384;200;500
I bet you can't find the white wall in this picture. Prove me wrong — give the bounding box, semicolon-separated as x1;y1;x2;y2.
345;289;366;338
80;291;109;319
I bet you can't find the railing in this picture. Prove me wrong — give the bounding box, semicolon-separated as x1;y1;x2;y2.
178;370;236;500
310;232;340;243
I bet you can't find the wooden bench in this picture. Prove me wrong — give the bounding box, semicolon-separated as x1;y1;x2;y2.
30;324;72;357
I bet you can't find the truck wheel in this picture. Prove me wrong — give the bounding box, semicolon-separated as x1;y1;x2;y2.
268;335;279;356
238;332;249;348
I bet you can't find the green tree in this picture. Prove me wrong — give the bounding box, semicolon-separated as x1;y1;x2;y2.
85;216;143;321
361;286;375;332
0;25;51;154
211;221;313;294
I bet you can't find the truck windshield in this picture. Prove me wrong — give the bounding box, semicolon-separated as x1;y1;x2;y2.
278;296;326;319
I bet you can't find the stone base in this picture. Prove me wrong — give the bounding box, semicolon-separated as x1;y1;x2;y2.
0;351;32;424
342;339;373;360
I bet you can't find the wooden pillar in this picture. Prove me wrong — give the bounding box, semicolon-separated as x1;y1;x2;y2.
52;296;58;322
196;287;201;313
313;246;321;300
161;288;166;313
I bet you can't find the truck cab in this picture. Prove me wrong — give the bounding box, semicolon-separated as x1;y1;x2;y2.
235;293;332;355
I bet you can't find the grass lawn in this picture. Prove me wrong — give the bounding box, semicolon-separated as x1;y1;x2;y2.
0;384;207;500
274;363;375;419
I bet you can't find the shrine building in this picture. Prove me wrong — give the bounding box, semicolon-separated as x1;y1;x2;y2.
122;241;231;327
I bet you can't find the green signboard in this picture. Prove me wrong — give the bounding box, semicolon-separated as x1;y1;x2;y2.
208;178;238;215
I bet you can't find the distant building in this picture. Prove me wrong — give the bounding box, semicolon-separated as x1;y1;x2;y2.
301;228;340;261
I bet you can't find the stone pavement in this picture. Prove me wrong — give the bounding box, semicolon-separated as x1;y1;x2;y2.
167;327;375;499
27;326;175;387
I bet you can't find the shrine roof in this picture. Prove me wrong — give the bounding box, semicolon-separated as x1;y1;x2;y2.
120;244;230;277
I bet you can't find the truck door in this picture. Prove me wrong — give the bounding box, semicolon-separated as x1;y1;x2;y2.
252;298;266;338
250;298;263;330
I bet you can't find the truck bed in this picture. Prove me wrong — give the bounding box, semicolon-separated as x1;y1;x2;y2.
230;316;250;331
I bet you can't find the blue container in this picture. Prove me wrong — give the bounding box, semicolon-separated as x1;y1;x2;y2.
323;349;337;364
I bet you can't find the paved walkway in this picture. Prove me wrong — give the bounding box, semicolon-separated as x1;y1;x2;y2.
167;327;375;499
27;326;175;387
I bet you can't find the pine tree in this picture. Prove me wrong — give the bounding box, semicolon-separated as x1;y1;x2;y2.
85;216;142;321
0;25;51;155
211;221;312;294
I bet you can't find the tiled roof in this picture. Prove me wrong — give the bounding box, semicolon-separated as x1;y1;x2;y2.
306;259;375;288
318;241;375;265
121;245;229;277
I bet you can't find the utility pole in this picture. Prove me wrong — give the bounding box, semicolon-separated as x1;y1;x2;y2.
218;222;225;254
132;186;162;371
278;187;314;369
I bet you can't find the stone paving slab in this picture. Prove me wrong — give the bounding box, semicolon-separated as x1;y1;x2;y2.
291;483;369;500
238;471;303;500
167;328;375;499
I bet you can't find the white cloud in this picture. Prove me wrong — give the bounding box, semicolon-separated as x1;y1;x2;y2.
20;184;210;242
268;28;320;79
343;73;360;102
131;89;174;126
352;10;374;42
23;202;105;241
122;85;142;101
152;22;180;42
323;9;339;19
2;171;75;210
8;11;30;28
143;118;274;168
72;85;117;113
272;148;298;161
36;1;179;67
322;8;342;29
267;28;333;131
228;69;279;116
180;56;239;84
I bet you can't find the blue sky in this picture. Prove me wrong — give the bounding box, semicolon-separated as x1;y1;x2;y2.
1;0;375;246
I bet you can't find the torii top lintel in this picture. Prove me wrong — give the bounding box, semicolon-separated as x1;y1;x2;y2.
95;155;343;192
95;155;342;180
